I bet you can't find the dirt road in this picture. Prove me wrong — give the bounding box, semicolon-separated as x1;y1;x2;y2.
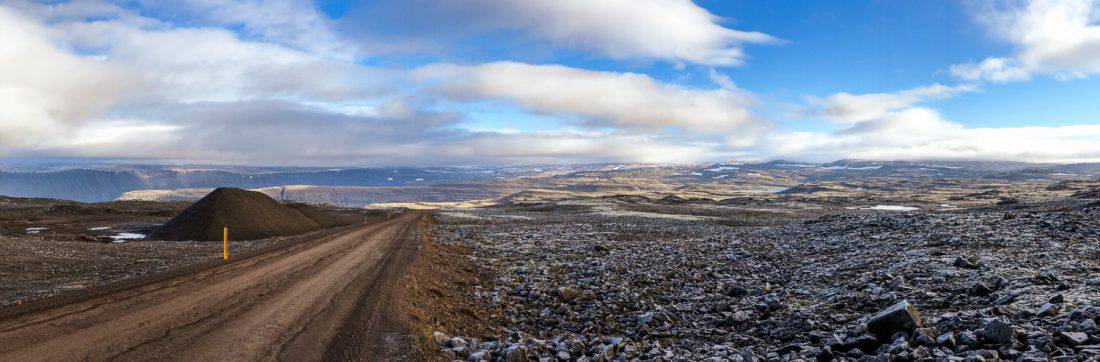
0;212;425;361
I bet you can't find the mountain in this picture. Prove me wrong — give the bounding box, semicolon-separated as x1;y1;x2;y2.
3;161;1098;204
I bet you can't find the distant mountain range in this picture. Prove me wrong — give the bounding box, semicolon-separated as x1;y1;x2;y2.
0;164;596;202
1;160;1097;203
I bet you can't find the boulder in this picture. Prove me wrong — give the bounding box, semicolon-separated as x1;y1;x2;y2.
866;300;923;341
977;318;1015;345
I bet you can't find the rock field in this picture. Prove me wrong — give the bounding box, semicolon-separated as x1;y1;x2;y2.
430;198;1100;361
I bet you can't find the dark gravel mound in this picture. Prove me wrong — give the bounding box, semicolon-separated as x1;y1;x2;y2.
286;203;356;228
148;188;323;241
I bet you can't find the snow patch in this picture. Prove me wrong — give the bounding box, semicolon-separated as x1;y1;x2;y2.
110;233;145;242
593;207;713;221
867;205;919;212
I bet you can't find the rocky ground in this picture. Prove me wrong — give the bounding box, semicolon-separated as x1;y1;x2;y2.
430;196;1100;361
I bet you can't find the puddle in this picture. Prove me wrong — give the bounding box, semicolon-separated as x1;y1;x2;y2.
733;188;789;194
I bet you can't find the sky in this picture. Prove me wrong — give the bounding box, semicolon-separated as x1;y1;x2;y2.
3;0;1100;166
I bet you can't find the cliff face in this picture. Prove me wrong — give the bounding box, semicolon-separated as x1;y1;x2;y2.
120;185;502;208
0;170;147;202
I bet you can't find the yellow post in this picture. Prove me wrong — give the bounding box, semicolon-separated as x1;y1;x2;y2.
223;227;229;260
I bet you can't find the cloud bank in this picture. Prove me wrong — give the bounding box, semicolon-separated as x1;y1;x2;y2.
952;0;1100;82
2;0;1100;166
348;0;777;66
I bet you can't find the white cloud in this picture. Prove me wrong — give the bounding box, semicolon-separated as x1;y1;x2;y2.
0;6;136;149
953;0;1100;82
808;84;978;123
134;0;360;61
355;0;777;66
1;3;750;165
22;100;721;166
416;61;765;137
764;106;1100;163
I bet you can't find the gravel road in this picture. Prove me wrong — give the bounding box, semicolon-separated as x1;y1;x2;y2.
0;212;424;361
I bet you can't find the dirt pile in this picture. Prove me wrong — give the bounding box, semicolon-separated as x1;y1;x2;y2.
148;188;330;241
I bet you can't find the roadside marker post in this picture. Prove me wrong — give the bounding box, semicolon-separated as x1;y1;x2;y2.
223;227;229;260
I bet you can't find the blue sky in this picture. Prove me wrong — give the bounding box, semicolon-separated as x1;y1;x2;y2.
2;0;1100;165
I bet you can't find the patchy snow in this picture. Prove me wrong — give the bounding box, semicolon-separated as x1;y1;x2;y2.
89;226;111;231
110;233;146;242
439;212;531;221
593;207;714;221
705;166;740;172
689;172;703;176
25;227;48;234
712;174;729;179
824;166;881;170
439;212;489;221
867;205;919;212
496;215;533;221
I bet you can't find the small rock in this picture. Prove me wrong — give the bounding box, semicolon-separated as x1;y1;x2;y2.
889;276;908;291
936;332;956;348
557;286;580;302
432;331;448;345
467;350;490;361
1059;331;1088;347
505;345;528;362
1037;302;1059;317
1048;294;1064;304
970;283;992;297
992;292;1017;306
445;337;468;349
956;331;979;347
842;334;880;353
727;285;747;297
954;256;979;269
1082;318;1098;332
